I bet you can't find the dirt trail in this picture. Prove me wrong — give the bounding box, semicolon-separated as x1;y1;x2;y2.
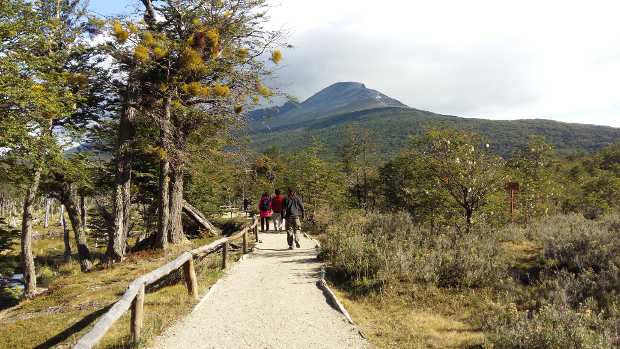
149;232;367;349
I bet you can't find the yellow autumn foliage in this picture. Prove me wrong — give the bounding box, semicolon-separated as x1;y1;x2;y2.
153;46;168;59
205;28;219;48
31;85;45;93
112;22;129;43
258;84;271;97
271;50;282;64
182;82;203;96
238;48;248;59
180;47;206;73
214;84;230;97
142;32;155;47
128;23;138;33
234;105;243;113
135;45;149;63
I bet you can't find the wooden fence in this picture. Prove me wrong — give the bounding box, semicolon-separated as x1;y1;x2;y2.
73;217;259;349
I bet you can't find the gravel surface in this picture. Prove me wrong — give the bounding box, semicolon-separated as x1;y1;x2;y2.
149;232;368;349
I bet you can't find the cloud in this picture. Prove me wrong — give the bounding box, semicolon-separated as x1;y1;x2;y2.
266;0;620;127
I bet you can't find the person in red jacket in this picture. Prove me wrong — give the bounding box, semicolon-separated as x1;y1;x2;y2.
258;193;272;232
271;189;284;231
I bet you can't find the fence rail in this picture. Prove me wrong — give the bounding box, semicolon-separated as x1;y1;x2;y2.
73;217;259;349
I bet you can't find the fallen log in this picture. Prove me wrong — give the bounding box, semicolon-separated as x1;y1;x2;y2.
182;200;219;235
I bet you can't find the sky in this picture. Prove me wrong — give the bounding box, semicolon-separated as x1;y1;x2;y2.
88;0;620;127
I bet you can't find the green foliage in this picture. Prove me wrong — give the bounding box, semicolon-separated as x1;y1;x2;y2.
250;106;620;159
507;136;559;222
0;218;20;253
0;286;21;309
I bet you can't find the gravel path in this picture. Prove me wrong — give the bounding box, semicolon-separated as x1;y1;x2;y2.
149;232;368;349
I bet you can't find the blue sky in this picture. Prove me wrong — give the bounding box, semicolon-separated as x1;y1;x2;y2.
88;0;620;128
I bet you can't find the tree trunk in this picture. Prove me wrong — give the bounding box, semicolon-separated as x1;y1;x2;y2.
61;205;71;262
21;166;42;298
80;195;87;231
182;200;219;235
167;164;185;244
61;183;92;272
107;81;137;262
44;198;49;228
58;204;64;226
155;97;171;249
465;207;472;234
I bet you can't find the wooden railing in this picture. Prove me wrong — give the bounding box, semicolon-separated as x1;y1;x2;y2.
73;217;259;349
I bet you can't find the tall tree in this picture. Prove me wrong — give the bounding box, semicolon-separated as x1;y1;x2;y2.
106;0;284;249
1;0;102;279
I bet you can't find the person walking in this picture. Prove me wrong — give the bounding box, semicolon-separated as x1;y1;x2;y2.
258;192;272;232
282;188;305;249
271;189;284;231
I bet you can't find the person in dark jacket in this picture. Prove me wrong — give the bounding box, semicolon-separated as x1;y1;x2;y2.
271;189;284;231
258;193;272;232
282;188;305;249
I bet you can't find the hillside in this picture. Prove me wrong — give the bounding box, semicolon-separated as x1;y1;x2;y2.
248;83;620;158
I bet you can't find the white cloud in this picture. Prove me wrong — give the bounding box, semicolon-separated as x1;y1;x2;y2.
266;0;620;127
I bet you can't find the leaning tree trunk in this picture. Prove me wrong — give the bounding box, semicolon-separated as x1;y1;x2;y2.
155;97;172;249
167;164;185;244
61;183;92;272
107;82;137;262
21;165;42;298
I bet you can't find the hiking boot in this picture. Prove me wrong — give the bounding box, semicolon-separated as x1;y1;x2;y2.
288;246;293;250
295;242;301;248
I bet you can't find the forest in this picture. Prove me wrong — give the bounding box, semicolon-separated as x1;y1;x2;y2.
1;0;619;348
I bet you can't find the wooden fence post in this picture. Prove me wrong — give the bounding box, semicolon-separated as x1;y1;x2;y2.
131;284;145;344
222;241;228;269
254;224;258;242
183;258;198;300
243;231;247;254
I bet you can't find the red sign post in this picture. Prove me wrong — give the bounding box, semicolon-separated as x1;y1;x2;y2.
505;182;520;224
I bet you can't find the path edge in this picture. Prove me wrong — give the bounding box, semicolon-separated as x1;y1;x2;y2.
305;232;367;340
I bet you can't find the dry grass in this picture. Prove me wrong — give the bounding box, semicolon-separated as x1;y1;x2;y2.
330;283;487;349
0;217;255;348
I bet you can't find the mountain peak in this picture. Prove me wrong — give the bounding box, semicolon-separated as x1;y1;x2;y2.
248;82;408;127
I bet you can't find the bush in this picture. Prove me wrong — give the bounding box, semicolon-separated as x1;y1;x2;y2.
0;287;21;309
322;211;509;289
485;302;614;348
530;213;619;313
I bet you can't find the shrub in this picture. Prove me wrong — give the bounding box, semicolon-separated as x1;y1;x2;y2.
0;287;20;309
485;302;614;348
322;211;509;289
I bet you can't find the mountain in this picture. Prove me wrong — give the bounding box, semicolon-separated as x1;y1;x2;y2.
247;82;620;158
248;82;407;131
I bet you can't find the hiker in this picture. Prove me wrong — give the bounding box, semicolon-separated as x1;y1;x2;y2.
282;188;305;249
271;189;284;231
258;192;272;232
243;198;249;216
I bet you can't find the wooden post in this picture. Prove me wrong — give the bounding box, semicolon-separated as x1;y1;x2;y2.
131;284;145;344
254;224;258;242
183;258;198;300
222;242;228;269
243;231;247;254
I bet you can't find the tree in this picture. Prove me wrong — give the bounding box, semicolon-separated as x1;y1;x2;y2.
412;128;505;234
0;0;97;294
340;127;378;210
105;0;284;249
507;135;558;222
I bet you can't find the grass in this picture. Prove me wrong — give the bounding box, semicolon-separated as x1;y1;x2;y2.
330;282;488;348
0;214;256;348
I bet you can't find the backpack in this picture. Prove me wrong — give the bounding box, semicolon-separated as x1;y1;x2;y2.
260;197;270;211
